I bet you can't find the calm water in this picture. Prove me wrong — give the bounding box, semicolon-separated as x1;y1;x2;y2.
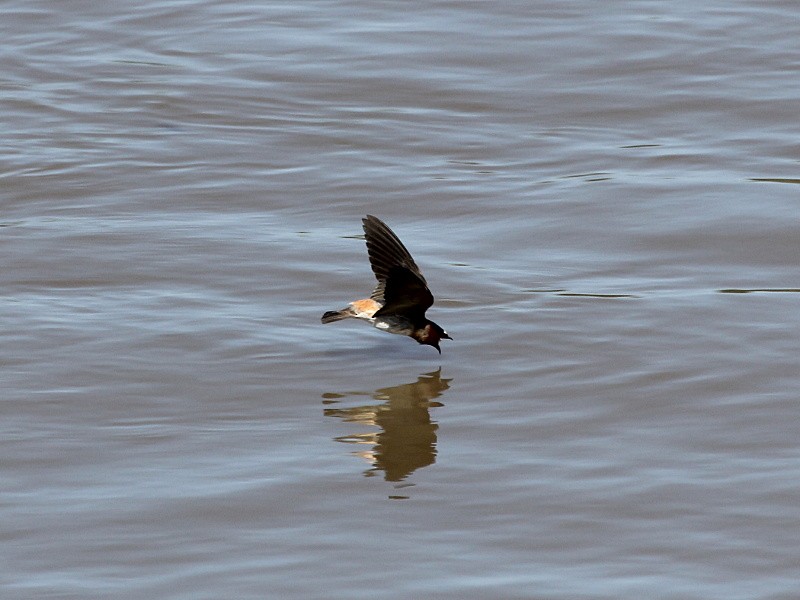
2;1;800;598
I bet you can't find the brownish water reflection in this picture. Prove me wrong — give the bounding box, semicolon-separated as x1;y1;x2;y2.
322;370;452;482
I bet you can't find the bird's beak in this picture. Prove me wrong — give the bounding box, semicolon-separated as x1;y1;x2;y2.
442;332;452;340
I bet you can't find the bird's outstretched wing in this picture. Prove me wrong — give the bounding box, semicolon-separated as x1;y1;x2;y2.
375;265;434;320
362;215;433;318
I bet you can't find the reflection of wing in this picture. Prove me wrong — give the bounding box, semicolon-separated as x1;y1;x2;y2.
373;405;437;482
362;215;428;303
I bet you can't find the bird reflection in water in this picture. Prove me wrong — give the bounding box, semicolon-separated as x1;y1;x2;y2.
323;369;452;483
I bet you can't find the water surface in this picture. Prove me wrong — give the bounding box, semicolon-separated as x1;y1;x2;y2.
2;1;800;598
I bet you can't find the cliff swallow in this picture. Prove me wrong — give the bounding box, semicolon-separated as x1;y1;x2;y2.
322;215;451;353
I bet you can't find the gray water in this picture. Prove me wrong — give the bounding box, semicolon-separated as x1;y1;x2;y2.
2;1;800;598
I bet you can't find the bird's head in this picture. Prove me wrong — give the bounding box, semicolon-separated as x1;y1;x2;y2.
415;320;452;354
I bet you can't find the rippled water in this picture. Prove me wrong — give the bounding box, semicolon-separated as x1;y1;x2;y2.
2;1;800;598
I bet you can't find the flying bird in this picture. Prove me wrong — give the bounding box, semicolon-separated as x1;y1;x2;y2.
321;215;451;353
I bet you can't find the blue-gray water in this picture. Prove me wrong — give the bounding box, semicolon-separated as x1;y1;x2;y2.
2;1;799;598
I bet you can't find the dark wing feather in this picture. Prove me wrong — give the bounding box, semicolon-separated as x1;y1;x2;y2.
362;215;427;304
373;266;433;321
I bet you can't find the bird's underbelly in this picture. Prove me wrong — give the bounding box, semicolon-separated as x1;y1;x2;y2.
373;315;415;336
